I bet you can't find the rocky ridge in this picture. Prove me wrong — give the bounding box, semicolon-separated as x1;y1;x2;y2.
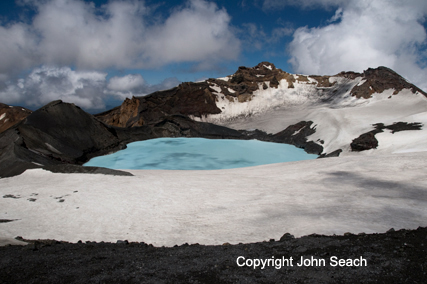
0;103;32;134
96;62;427;129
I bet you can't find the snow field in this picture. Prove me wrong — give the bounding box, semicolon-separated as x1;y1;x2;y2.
1;152;427;246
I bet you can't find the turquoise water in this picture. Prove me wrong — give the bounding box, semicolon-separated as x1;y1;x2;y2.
84;138;317;170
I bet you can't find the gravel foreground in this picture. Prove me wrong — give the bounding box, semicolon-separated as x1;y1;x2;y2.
1;227;426;283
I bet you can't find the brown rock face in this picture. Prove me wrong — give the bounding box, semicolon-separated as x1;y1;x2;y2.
207;62;290;101
96;82;221;128
339;67;427;99
0;103;32;133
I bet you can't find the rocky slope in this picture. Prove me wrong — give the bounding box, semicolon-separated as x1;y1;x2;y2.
1;227;426;283
96;62;427;127
0;103;32;134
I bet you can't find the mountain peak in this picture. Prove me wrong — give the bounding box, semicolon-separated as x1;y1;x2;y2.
349;66;427;99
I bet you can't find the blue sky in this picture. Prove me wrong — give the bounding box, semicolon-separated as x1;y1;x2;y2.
0;0;426;112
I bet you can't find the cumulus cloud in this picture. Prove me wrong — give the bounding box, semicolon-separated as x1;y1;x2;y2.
0;0;240;77
286;0;427;90
0;66;107;110
0;0;236;110
105;74;180;99
107;75;146;93
144;0;240;68
0;66;180;111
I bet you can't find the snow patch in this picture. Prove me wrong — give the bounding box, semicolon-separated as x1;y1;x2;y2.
357;79;367;86
263;64;272;70
209;84;222;94
255;75;265;77
217;76;230;82
197;75;366;126
0;113;5;121
292;127;305;136
307;77;317;84
227;88;235;93
44;143;62;155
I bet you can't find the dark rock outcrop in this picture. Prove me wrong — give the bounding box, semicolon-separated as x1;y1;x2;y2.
381;122;423;133
96;81;221;128
319;149;343;158
350;122;423;151
271;121;323;154
238;121;323;155
351;131;379;152
0;101;131;177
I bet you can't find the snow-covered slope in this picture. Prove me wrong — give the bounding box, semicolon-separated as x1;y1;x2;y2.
1;152;427;246
191;63;427;156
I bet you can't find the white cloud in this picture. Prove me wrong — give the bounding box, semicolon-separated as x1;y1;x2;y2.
0;0;240;77
0;66;107;110
105;74;180;99
0;0;236;110
287;0;427;91
0;66;180;111
107;75;145;92
143;0;240;68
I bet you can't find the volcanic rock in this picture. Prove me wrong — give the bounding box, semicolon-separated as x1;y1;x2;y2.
95;62;304;128
346;66;427;99
0;103;32;134
350;131;379;152
0;100;131;177
350;122;423;151
1;227;426;283
96;81;222;127
270;121;323;154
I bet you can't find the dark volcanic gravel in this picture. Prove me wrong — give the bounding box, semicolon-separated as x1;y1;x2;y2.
1;227;426;283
